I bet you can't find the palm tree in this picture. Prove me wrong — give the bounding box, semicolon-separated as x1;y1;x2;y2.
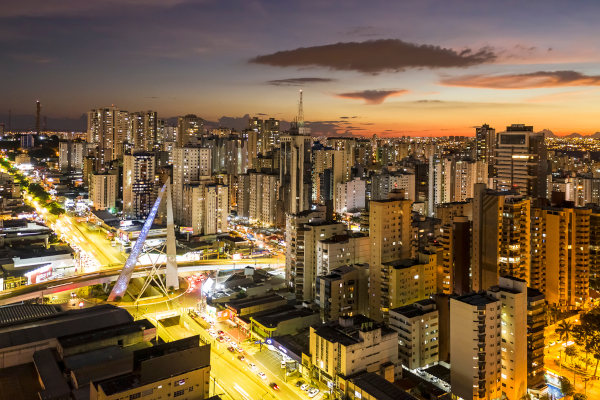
565;345;578;364
557;320;573;344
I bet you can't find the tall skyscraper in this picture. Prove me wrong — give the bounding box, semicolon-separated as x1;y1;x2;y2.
176;114;203;147
87;106;131;163
182;182;228;235
472;184;530;291
493;124;547;198
475;124;495;165
280;134;312;215
131;111;158;151
439;216;471;295
123;151;156;219
530;206;590;309
172;147;212;224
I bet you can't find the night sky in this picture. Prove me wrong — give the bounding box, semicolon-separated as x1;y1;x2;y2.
2;0;600;136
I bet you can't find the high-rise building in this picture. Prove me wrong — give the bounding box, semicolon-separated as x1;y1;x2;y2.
172;147;212;224
123;151;156;219
236;173;250;218
369;192;412;320
526;287;546;391
87;106;131;163
439;216;471;295
315;233;370;276
488;276;528;400
493;124;547;198
472;184;530;291
90;173;117;211
59;140;86;171
248;171;279;226
335;177;366;213
450;293;502;400
475;124;496;165
371;170;416;201
379;251;437;311
530;206;590;309
280;134;313;215
182;182;228;235
176;114;203;147
315;264;369;322
131;111;158;151
389;299;439;369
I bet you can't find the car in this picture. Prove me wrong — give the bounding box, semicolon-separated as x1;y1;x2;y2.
216;336;224;342
237;346;244;353
208;330;217;337
237;355;245;362
270;382;280;391
227;346;236;353
549;341;556;346
217;330;225;335
295;380;305;388
308;388;320;398
248;363;257;371
258;372;267;380
300;383;310;391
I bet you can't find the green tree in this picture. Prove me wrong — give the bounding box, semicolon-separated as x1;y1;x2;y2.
560;376;574;397
565;345;578;364
557;320;573;343
573;394;588;400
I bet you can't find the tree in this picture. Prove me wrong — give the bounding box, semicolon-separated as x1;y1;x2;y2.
565;345;578;364
573;394;588;400
574;308;600;378
557;320;573;344
560;377;574;398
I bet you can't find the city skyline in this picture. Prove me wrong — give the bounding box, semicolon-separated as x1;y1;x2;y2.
3;0;600;136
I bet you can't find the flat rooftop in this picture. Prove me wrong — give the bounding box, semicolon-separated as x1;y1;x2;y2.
350;372;417;400
453;292;498;307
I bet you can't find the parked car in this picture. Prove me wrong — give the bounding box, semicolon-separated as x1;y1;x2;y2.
308;388;320;398
301;383;310;391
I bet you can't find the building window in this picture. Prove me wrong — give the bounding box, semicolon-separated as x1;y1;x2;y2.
129;393;141;400
174;390;185;397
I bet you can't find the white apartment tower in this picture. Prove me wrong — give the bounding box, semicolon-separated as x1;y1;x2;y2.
172;147;212;223
90;173;117;211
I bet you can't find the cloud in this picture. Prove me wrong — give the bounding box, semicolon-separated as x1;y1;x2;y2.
250;39;496;74
337;89;409;105
441;70;600;89
267;77;335;86
0;0;190;18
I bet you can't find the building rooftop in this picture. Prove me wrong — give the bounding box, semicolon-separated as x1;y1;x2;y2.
225;293;286;313
252;305;317;329
33;349;70;400
453;292;499;307
0;302;61;328
350;372;417;400
390;299;437;319
58;319;154;350
0;304;133;350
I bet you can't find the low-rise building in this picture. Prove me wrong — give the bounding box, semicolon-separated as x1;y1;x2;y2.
309;315;398;390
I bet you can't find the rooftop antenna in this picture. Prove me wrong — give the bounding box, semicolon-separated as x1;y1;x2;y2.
297;89;304;127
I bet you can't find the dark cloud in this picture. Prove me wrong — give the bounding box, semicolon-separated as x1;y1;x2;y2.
267;77;335;86
337;89;409;105
339;116;358;119
250;39;496;74
0;0;188;18
441;70;600;89
415;99;444;103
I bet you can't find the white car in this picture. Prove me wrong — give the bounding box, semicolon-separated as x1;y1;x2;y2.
300;383;310;391
208;330;217;338
258;371;267;380
308;388;320;398
248;363;257;372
